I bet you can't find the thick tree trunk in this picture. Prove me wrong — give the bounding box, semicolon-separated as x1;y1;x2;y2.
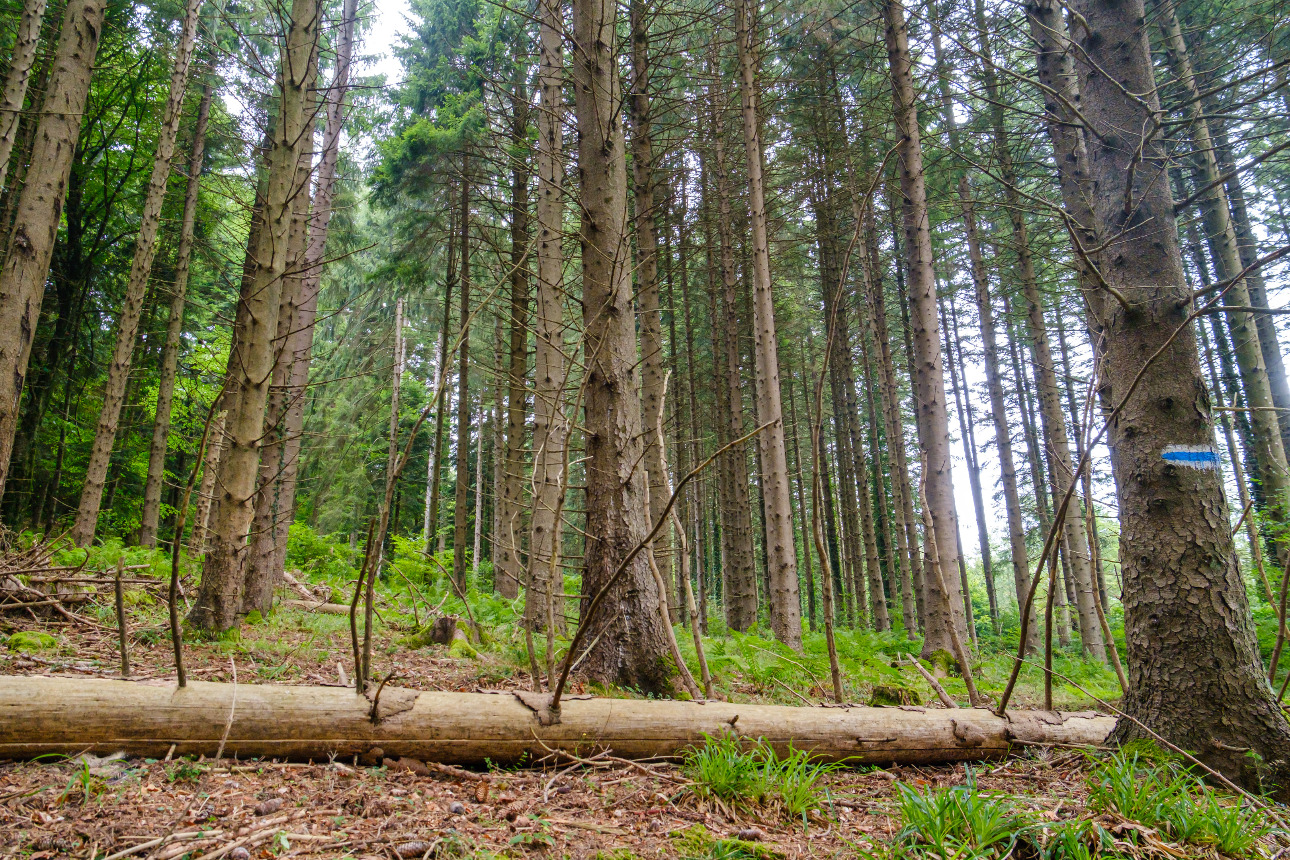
0;0;109;504
570;0;673;692
0;676;1114;764
1070;0;1290;793
883;0;967;659
452;176;472;594
628;0;669;582
254;0;357;587
140;81;214;548
709;104;758;632
187;0;320;632
495;85;530;602
0;0;48;193
525;0;565;630
72;0;204;546
734;0;800;648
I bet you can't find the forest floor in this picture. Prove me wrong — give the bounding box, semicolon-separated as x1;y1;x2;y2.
1;551;1283;859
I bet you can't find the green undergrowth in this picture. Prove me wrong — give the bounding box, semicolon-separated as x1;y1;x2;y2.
23;522;1124;710
682;732;838;823
869;753;1280;860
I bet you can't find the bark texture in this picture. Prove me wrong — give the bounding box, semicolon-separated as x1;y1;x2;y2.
187;0;320;632
525;0;566;629
571;0;674;692
0;0;48;193
496;82;530;602
734;0;800;647
1070;0;1290;793
883;0;967;658
0;0;109;503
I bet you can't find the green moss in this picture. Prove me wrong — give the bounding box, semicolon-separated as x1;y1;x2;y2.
448;637;478;659
927;649;958;676
672;824;785;860
244;610;263;625
7;631;57;652
869;684;922;706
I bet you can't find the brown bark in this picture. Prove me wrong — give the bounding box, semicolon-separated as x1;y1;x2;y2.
970;0;1103;658
0;0;48;193
0;0;109;503
140;81;214;548
570;0;673;692
525;0;565;630
629;0;669;581
496;82;530;601
734;0;800;647
883;0;967;658
1070;0;1290;793
187;0;320;632
452;175;471;594
709;97;758;632
256;0;357;588
863;232;919;636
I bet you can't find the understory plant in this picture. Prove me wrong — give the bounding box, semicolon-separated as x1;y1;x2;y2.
682;734;835;823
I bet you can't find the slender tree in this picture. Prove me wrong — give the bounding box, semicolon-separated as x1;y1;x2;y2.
0;0;110;502
733;0;800;647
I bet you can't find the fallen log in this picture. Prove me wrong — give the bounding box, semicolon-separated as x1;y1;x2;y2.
0;676;1113;765
281;599;351;615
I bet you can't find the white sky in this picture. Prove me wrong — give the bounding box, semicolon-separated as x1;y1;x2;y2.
361;0;412;87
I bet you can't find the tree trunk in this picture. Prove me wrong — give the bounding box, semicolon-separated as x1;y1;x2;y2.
0;0;109;504
140;80;214;548
190;407;227;555
629;0;669;582
187;0;320;632
1210;120;1290;461
883;0;967;659
496;81;530;602
0;676;1115;765
733;0;800;648
525;0;565;630
709;98;758;632
1070;0;1290;793
256;0;358;586
863;219;919;637
0;0;48;193
971;0;1103;658
428;228;456;557
570;0;673;692
452;175;472;594
71;0;204;546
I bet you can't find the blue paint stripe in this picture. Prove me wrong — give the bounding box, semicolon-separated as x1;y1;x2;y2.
1162;451;1218;464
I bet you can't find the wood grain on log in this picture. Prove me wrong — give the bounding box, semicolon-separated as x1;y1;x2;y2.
0;677;1113;765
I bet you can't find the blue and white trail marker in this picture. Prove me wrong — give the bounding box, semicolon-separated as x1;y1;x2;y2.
1160;444;1219;469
